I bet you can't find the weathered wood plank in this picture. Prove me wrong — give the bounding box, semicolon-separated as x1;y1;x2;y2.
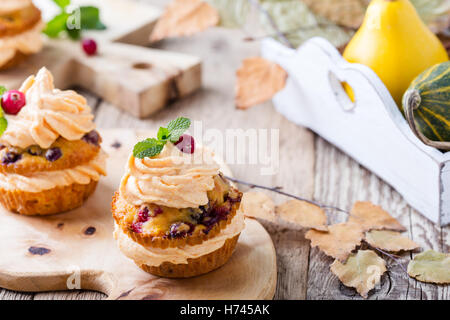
307;137;415;300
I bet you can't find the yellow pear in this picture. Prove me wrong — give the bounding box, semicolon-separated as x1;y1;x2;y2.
343;0;448;108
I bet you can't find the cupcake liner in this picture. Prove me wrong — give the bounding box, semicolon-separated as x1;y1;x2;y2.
138;234;240;278
0;180;98;216
111;191;241;249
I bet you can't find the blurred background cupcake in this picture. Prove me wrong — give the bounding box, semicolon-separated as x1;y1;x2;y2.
0;0;44;70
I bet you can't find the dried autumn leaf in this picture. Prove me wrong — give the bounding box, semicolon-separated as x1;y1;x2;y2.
348;201;406;232
240;191;276;222
235;57;287;109
407;250;450;284
330;250;387;298
150;0;219;42
305;222;364;261
365;230;420;252
302;0;369;29
276;199;327;231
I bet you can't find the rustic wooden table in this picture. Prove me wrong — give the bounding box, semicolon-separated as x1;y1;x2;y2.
1;0;448;300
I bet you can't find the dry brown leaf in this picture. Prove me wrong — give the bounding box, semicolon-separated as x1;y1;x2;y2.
348;201;406;232
276;200;327;231
330;250;387;298
235;57;287;109
407;250;450;284
240;191;276;222
302;0;369;29
365;230;420;252
305;222;364;261
150;0;219;42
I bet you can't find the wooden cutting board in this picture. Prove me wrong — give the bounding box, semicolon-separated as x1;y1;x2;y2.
0;129;277;300
0;0;202;119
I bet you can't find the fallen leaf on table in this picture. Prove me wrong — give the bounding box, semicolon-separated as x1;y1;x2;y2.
276;199;327;231
330;249;387;298
150;0;219;42
305;222;364;261
235;57;287;109
365;230;420;252
407;250;450;284
240;191;276;222
348;201;406;232
301;0;368;29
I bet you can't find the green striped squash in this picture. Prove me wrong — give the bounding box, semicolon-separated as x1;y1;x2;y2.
402;61;450;143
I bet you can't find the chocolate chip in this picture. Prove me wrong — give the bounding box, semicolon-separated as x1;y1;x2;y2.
28;246;51;255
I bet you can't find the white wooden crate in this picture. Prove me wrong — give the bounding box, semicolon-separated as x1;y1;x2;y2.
261;37;450;226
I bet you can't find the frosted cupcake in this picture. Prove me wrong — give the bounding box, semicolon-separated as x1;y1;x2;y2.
0;67;107;215
0;0;44;70
112;118;244;278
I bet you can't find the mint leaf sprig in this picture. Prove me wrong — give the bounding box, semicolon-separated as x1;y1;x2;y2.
133;117;191;159
0;86;8;137
44;0;106;40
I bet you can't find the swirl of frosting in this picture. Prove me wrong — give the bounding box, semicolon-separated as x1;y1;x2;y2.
0;67;96;149
120;142;220;208
0;21;44;67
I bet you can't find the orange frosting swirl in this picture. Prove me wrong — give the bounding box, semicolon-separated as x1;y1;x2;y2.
0;67;96;149
120;142;220;208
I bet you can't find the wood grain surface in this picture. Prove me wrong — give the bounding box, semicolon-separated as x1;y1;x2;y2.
1;0;448;300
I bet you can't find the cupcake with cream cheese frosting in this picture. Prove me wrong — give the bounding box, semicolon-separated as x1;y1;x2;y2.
112;118;244;278
0;0;44;70
0;67;107;215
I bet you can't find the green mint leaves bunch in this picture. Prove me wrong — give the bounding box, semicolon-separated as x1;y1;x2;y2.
44;0;106;40
0;86;8;137
133;117;191;159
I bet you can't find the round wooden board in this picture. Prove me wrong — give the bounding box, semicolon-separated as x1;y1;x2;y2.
0;129;277;300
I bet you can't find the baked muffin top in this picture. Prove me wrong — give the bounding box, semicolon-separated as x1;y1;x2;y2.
0;131;102;174
0;2;41;38
113;174;242;248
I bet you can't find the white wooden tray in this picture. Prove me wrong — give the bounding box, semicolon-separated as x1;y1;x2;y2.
261;37;450;226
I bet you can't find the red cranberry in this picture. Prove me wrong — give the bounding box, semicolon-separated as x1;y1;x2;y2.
130;222;143;233
152;206;163;217
174;134;195;154
137;207;149;223
2;152;21;165
82;130;100;146
45;147;62;162
82;38;97;56
1;90;26;115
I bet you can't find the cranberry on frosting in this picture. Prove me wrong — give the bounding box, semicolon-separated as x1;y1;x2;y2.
0;67;96;149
